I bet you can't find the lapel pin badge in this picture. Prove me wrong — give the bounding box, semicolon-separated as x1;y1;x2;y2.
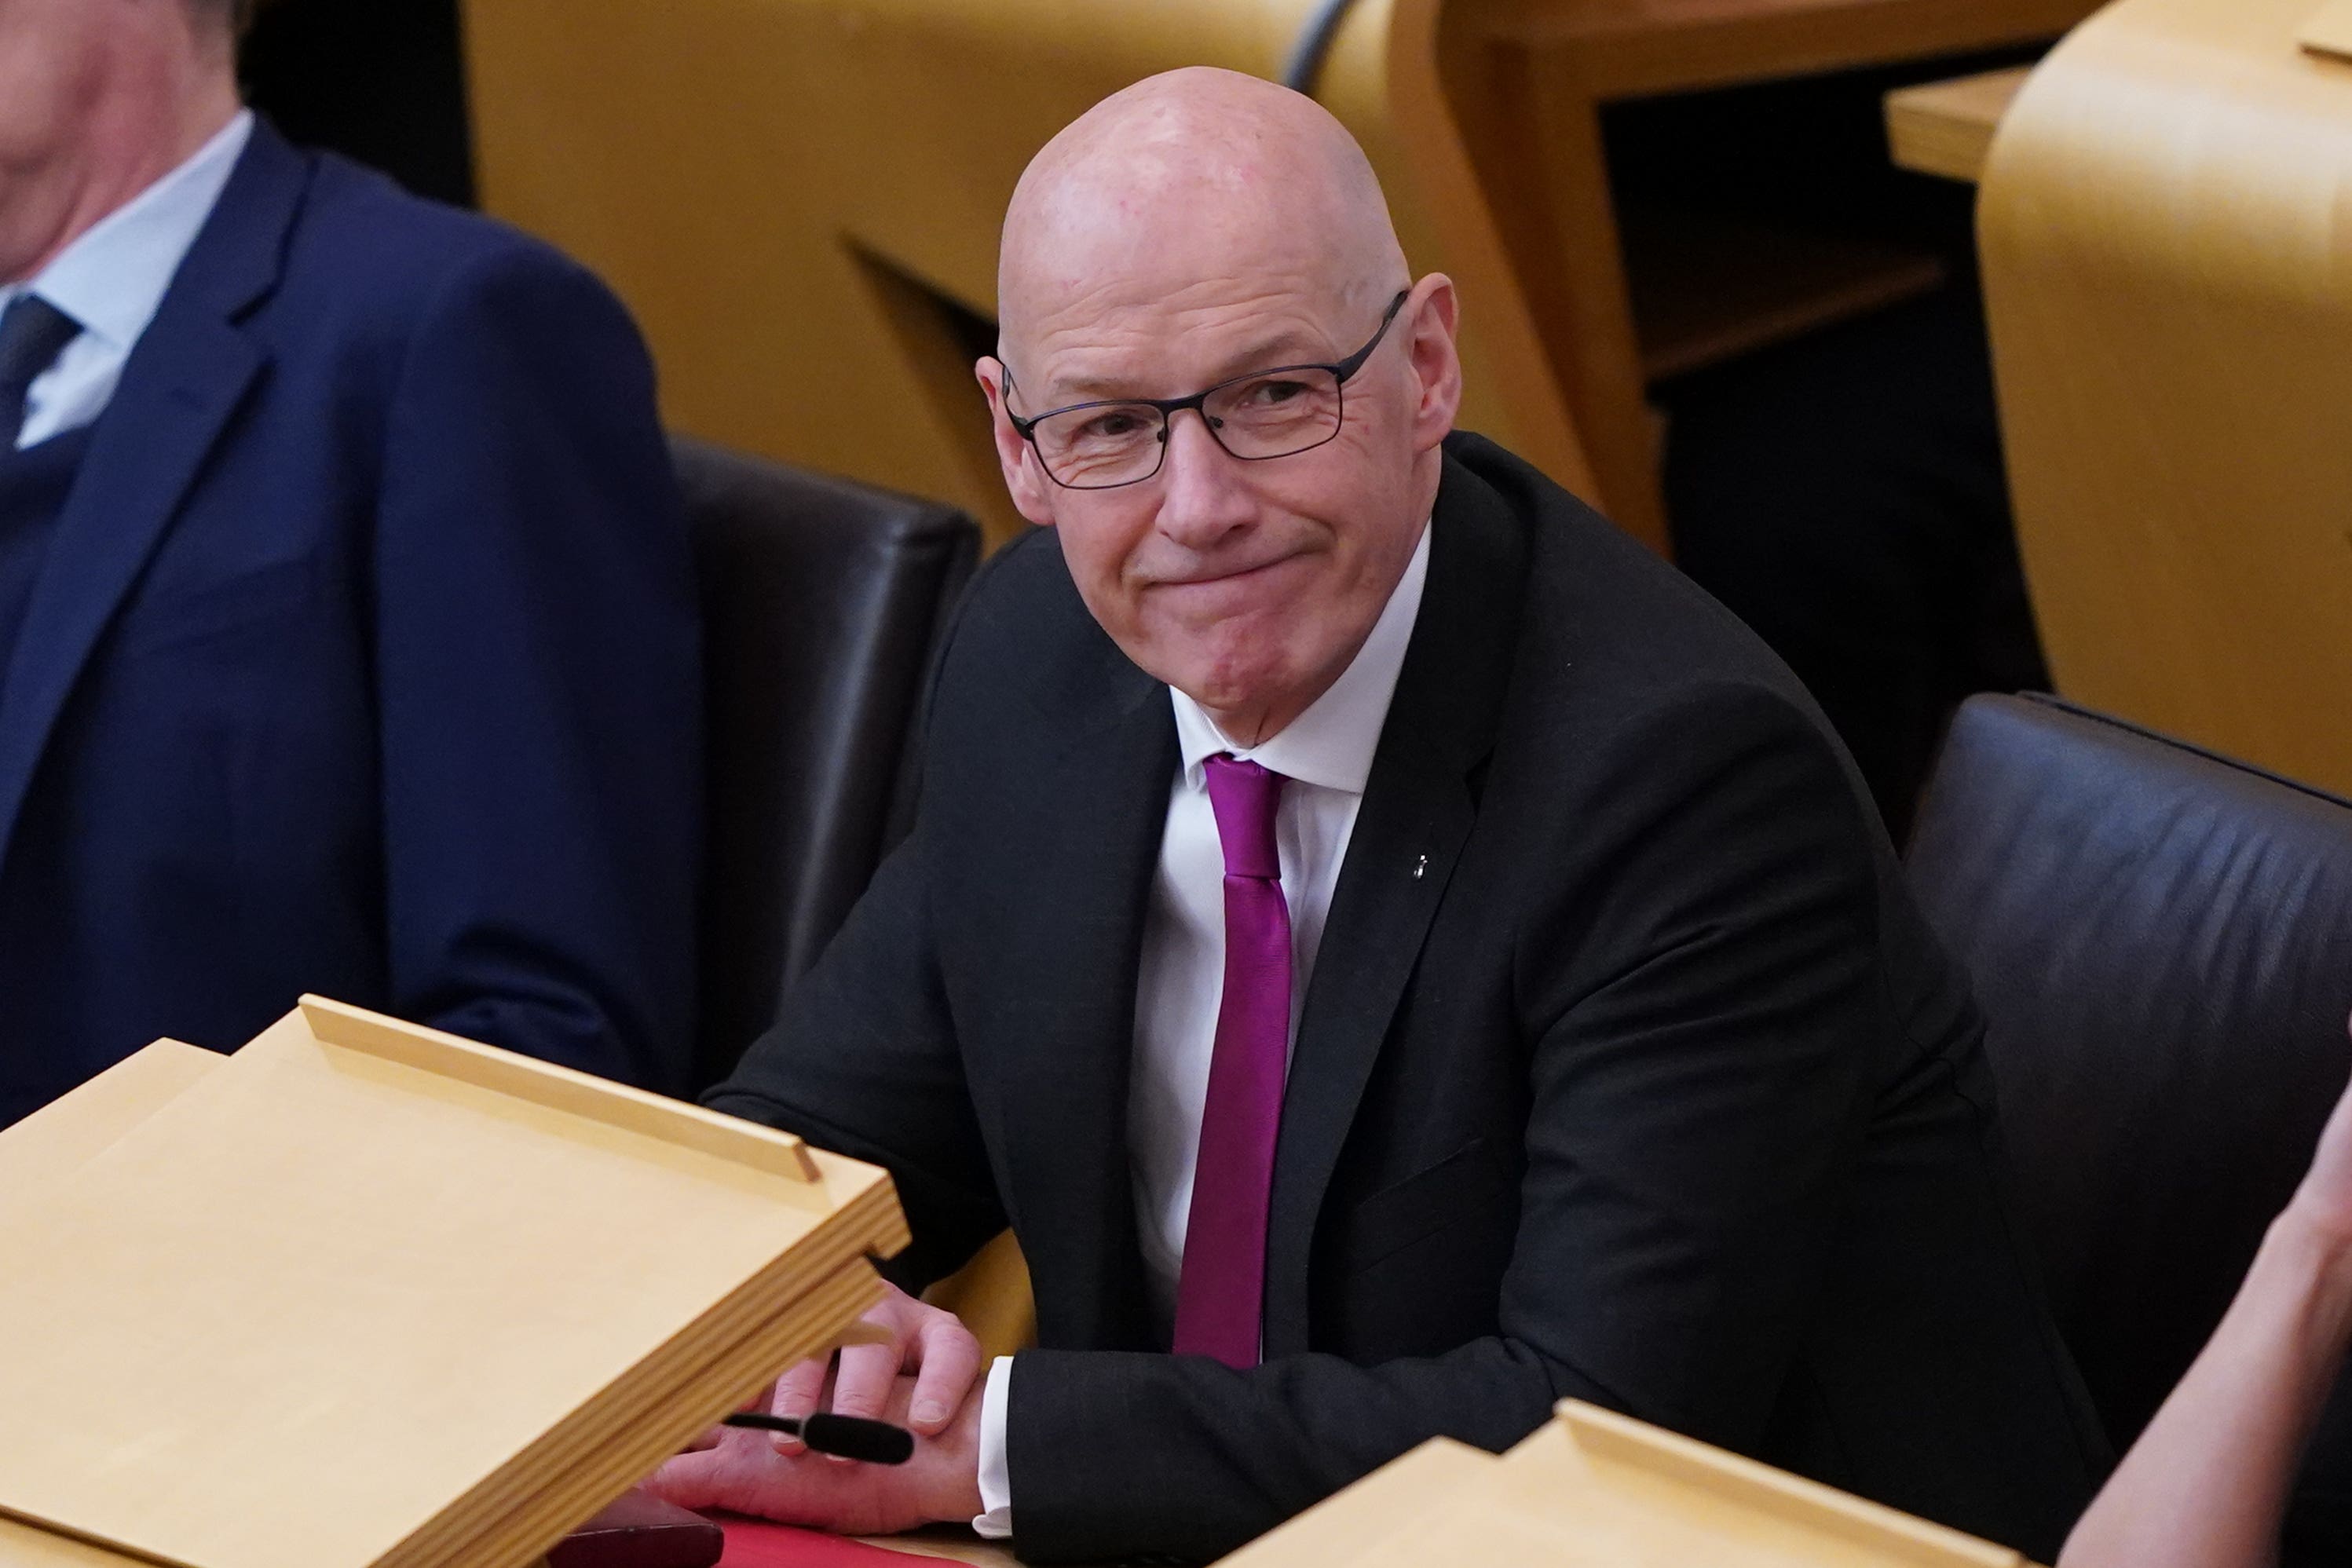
1413;854;1428;882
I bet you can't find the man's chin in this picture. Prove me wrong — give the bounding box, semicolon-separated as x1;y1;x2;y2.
1164;653;1308;729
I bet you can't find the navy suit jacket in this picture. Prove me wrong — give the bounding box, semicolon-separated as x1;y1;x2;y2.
0;120;702;1125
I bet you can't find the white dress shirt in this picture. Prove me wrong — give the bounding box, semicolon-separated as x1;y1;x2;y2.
2;110;253;450
973;520;1433;1537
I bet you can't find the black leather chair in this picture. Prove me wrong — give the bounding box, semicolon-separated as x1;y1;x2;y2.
1907;693;2352;1559
673;437;980;1091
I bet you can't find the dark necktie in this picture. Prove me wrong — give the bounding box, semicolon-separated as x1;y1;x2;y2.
1172;754;1293;1368
0;294;84;451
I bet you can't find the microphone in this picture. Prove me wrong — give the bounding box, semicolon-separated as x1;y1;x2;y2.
721;1410;916;1464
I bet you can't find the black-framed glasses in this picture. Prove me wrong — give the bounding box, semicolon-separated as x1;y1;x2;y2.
1004;290;1410;491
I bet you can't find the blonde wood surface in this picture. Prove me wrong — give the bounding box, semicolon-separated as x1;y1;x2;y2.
1885;65;2031;182
0;1000;907;1568
1213;1438;1495;1564
857;1529;1023;1563
462;0;1597;550
462;0;2098;556
1978;0;2352;798
2301;0;2352;60
299;996;823;1185
1210;1401;2036;1566
1546;1402;2021;1565
1466;0;2088;95
0;1039;219;1212
0;1519;154;1567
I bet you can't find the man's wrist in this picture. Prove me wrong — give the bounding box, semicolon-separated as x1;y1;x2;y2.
910;1388;986;1525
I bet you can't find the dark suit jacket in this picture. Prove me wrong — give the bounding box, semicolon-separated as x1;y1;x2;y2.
0;119;702;1124
711;434;2108;1563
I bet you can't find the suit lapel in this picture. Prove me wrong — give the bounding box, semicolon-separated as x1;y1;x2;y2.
0;122;305;878
1261;454;1530;1354
993;630;1173;1351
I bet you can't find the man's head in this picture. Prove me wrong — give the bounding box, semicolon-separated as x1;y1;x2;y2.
978;68;1461;745
0;0;243;283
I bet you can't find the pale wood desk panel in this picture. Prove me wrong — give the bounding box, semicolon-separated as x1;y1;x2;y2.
861;1529;1019;1564
465;0;2100;556
0;1006;900;1568
1977;0;2352;799
1466;0;2082;96
1886;65;2030;182
1221;1402;2043;1566
463;0;1602;548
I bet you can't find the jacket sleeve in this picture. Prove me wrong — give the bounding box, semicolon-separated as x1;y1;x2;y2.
372;239;702;1094
704;822;1007;1290
1003;685;1889;1564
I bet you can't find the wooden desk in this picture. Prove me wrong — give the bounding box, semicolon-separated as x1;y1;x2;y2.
1886;66;2030;182
864;1530;1019;1565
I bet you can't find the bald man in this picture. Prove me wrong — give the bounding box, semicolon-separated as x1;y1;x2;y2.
656;70;2106;1562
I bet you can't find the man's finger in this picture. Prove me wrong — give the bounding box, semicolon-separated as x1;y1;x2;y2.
905;1320;984;1434
766;1354;834;1455
641;1449;731;1512
827;1340;902;1427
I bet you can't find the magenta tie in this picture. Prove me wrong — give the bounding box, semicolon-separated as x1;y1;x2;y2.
1172;755;1293;1368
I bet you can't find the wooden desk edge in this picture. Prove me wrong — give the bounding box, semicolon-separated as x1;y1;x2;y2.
1886;66;2032;185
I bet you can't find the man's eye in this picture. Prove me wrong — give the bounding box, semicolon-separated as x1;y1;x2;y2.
1078;411;1147;440
1239;378;1309;407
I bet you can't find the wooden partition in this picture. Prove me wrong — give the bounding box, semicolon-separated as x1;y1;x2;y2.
1977;0;2352;796
460;0;1595;548
461;0;2095;553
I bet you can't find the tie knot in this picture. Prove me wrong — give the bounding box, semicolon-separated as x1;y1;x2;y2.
0;295;81;392
1203;754;1284;880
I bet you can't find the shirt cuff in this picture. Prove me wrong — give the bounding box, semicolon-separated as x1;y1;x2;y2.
972;1354;1015;1539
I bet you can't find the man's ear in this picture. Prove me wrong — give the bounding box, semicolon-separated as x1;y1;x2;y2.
1401;275;1463;453
975;358;1059;528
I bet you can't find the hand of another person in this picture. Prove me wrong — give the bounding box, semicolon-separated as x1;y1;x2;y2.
2284;1014;2352;1248
2058;1011;2352;1568
646;1369;986;1536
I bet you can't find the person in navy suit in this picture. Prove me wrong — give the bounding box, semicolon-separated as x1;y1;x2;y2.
0;0;700;1125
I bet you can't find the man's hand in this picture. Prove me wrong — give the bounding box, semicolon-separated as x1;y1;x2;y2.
763;1280;984;1452
646;1369;985;1536
644;1282;988;1535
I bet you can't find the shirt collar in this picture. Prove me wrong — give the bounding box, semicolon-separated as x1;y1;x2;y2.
2;110;254;352
1170;518;1432;796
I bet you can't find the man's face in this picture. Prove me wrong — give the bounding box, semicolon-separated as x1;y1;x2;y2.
982;269;1456;736
0;0;112;267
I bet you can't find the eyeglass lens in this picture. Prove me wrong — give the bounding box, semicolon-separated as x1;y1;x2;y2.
1032;367;1344;488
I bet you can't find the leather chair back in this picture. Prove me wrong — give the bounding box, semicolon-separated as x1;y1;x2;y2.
674;437;979;1089
1907;694;2352;1553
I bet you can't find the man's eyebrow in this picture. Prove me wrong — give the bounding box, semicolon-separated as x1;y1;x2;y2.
1042;331;1334;405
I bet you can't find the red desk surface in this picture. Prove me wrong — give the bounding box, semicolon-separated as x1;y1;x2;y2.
718;1518;935;1566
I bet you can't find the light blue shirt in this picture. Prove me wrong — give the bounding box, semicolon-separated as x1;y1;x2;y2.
0;110;254;451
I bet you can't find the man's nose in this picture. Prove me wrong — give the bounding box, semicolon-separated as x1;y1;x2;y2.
1154;409;1256;548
